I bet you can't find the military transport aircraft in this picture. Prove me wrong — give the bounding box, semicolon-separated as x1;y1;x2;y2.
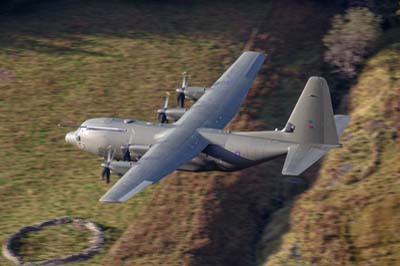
63;51;349;202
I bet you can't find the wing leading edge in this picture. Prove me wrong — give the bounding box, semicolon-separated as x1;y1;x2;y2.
100;51;265;202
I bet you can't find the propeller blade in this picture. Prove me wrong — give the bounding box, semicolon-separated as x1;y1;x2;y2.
101;166;111;183
107;150;111;162
158;113;167;123
164;92;170;109
104;168;110;183
101;148;114;182
122;145;131;161
177;92;185;108
182;72;188;89
106;147;115;163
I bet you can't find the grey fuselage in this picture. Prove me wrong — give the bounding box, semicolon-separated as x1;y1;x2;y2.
65;117;290;174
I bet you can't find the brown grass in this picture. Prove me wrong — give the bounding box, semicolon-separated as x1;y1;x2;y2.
258;28;400;266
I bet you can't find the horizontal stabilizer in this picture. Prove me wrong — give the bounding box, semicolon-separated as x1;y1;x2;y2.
334;115;350;137
282;144;332;176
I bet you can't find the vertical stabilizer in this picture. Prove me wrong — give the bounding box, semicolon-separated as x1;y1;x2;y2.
283;77;339;145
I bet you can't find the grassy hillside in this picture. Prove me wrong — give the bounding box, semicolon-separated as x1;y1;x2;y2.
257;28;400;266
4;1;396;266
0;1;268;265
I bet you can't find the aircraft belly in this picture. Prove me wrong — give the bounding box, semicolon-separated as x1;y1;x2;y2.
177;153;252;172
198;129;289;167
177;154;218;172
224;137;288;162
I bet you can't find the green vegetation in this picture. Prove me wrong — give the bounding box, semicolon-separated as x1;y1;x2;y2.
257;28;400;266
17;224;91;262
323;7;382;77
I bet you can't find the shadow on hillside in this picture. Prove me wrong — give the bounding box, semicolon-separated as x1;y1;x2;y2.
184;1;347;266
186;160;321;266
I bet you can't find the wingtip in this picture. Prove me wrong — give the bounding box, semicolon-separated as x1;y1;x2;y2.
99;193;124;203
242;51;265;58
99;197;122;203
99;180;153;203
308;76;326;81
281;169;301;176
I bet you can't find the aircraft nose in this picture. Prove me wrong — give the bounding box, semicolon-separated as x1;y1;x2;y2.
65;131;77;145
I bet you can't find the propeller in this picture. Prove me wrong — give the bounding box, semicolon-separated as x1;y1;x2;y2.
101;147;114;184
176;72;188;108
121;145;131;161
157;92;170;124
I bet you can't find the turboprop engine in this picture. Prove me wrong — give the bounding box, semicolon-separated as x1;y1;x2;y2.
157;92;188;123
184;86;207;102
128;144;151;159
102;161;138;176
176;72;207;107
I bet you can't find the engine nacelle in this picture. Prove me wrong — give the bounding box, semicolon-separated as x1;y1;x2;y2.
166;108;188;122
185;86;207;101
106;161;138;176
129;144;151;159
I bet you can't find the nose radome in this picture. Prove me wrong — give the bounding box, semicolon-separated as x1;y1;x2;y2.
65;131;76;145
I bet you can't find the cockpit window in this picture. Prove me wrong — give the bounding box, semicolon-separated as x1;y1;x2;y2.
283;122;295;133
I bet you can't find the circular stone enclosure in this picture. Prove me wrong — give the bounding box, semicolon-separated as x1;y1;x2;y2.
2;216;104;266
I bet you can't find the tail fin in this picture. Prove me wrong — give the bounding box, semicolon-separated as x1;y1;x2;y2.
283;76;339;145
281;77;350;175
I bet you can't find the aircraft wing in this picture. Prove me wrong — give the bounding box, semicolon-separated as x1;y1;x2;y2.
100;127;208;202
100;51;265;202
176;51;265;129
